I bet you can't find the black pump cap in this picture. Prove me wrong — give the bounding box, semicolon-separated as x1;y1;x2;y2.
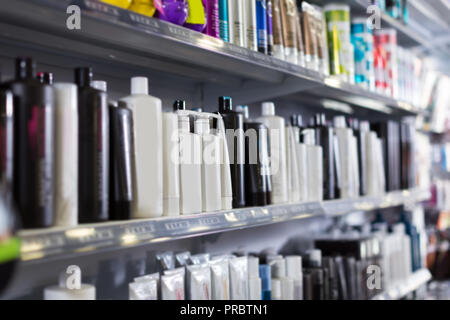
291;114;304;127
218;96;232;113
15;57;36;80
37;72;53;85
173;99;186;111
75;67;93;87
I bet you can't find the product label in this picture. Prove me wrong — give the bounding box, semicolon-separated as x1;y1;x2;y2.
280;0;297;48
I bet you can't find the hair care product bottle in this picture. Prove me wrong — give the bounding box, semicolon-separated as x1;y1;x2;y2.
53;83;78;227
291;115;308;202
184;0;207;32
272;0;285;60
256;102;287;204
218;96;246;208
333;116;354;198
100;0;132;9
129;0;156;17
175;100;203;214
155;0;189;25
280;0;298;64
259;264;271;300
286;125;300;203
313;115;334;200
162;112;180;216
354;120;368;196
195;115;222;212
204;0;220;38
400;120;416;189
244;0;258;51
76;68;109;223
256;0;269;54
218;0;230;42
120;77;163;218
37;72;53;85
229;0;244;46
0;90;13;190
11;58;55;228
304;249;324;300
286;256;303;300
266;0;274;56
295;5;305;67
303;129;323;201
109;102;135;220
212;116;233;210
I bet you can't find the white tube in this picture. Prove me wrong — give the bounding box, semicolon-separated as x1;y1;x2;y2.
271;279;281;300
243;0;257;51
162;113;180;216
53;83;78;227
216;118;233;210
333;117;353;198
281;277;294;300
195;117;222;212
248;256;261;300
229;257;248;300
303;129;323;201
229;0;245;47
295;143;308;202
286;126;300;203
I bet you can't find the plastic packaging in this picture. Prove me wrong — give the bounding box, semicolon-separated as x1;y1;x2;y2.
155;0;189;25
129;0;157;17
266;0;274;56
286;126;300;203
244;0;258;51
161;269;185;300
0;90;13;190
129;278;158;300
280;0;298;64
229;0;244;46
218;0;230;41
204;0;220;37
256;0;268;54
271;278;281;300
303;129;323;201
210;256;230;300
214;116;233;209
156;251;176;271
176;251;192;267
190;253;210;265
259;264;271;300
302;2;319;71
286;255;303;300
248;256;262;300
186;264;212;300
120;77;163;218
53;84;78;227
229;256;248;300
271;0;285;60
333;116;354;198
184;0;207;32
100;0;132;9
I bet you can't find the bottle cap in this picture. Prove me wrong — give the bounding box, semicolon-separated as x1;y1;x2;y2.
261;102;275;116
285;256;302;279
306;249;322;267
334;116;347;128
16;57;35;80
131;77;148;95
218;96;232;112
235;105;249;120
173;99;186;111
302;129;316;145
91;80;107;92
75;67;93;87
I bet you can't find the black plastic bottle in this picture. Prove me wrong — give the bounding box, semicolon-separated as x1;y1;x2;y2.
76;67;109;223
290;114;305;143
218;97;246;208
400;121;415;189
314;114;336;200
9;57;55;228
349;118;367;196
0;90;14;189
109;102;134;220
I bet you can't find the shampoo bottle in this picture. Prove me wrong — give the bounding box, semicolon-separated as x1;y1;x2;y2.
291;115;308;202
333;116;353;199
286;125;300;203
53;83;78;227
256;102;287;204
195;115;222;212
109;102;135;220
162;112;180;216
11;58;55;228
76;68;109;223
218;97;246;208
229;0;244;47
204;0;220;38
303;129;323;201
244;0;258;51
213;116;233;209
120;77;163;218
184;0;207;32
266;0;274;55
272;0;285;60
256;0;268;54
175;100;202;214
280;0;298;64
218;0;230;41
0;90;13;190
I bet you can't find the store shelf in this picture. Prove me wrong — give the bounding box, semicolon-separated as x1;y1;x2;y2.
371;268;432;300
0;0;420;115
18;188;430;264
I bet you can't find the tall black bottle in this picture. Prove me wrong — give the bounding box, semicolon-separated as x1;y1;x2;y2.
348;118;367;196
243;120;272;206
313;114;336;200
0;89;14;190
9;58;55;228
109;102;134;220
76;67;109;223
218;97;246;208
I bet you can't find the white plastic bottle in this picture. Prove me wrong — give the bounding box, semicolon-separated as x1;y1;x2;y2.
53;83;78;227
178;114;203;215
294;131;308;202
256;102;288;204
195;115;222;212
162;112;180;216
120;77;163;218
333;116;354;199
243;0;257;51
286;126;300;203
303;129;323;201
286;256;303;300
229;0;245;47
214;117;233;210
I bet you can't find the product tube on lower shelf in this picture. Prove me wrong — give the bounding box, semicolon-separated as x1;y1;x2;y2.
248;256;262;300
286;125;300;203
303;129;323;201
210;256;230;300
334;116;355;198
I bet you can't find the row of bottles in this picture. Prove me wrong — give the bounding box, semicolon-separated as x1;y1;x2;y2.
0;57;416;229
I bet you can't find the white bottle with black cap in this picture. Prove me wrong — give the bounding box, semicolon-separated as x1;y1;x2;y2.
333;116;353;199
120;77;163;218
175;100;202;215
303;129;323;201
256;102;288;204
195;114;222;212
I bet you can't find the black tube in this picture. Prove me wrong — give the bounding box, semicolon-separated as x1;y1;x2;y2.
109;102;134;220
76;67;109;223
